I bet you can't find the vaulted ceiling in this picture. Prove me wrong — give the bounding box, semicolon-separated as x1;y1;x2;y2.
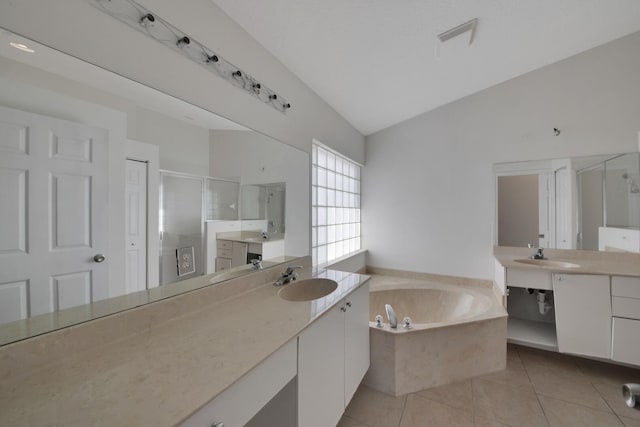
212;0;640;135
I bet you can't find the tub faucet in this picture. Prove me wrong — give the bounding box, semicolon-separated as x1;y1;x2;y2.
274;265;302;286
385;304;398;329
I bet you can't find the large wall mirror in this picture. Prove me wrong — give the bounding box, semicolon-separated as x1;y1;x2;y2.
494;152;640;252
0;29;310;345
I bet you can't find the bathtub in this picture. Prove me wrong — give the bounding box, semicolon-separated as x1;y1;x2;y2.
363;277;507;396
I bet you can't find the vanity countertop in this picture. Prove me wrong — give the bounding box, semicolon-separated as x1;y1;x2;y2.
494;246;640;277
0;264;369;426
216;231;284;244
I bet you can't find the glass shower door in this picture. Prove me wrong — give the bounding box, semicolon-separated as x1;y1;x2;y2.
160;172;204;285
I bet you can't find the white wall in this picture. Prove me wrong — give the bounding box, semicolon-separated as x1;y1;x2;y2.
210;130;310;257
133;107;210;176
364;31;640;280
0;0;365;163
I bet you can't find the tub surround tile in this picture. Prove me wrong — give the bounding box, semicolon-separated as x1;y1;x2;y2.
399;393;473;427
366;267;494;288
344;385;406;427
365;273;507;396
472;378;549;427
538;395;623;427
0;257;373;426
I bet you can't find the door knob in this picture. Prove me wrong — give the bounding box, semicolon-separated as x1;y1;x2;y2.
93;254;106;263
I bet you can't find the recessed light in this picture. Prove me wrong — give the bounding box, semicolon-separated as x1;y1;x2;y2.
9;42;35;53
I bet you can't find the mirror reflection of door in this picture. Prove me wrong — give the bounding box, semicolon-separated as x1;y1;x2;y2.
497;174;549;247
0;105;109;324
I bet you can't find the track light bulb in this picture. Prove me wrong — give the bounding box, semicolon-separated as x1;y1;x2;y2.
140;13;155;27
177;36;190;48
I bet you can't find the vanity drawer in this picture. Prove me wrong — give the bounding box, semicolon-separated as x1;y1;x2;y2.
612;297;640;320
248;242;262;254
506;268;552;290
216;257;232;272
218;248;233;259
612;317;640;366
612;276;640;299
217;239;233;250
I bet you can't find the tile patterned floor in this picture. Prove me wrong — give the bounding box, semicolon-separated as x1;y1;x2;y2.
338;344;640;427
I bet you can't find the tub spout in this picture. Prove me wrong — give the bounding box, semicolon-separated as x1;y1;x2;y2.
385;304;398;329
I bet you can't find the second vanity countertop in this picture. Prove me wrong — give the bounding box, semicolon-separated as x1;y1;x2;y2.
0;264;370;427
494;246;640;277
216;231;284;244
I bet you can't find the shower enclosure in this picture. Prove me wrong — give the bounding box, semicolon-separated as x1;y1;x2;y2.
159;171;239;285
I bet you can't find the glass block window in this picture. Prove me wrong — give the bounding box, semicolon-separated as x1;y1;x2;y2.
312;141;361;266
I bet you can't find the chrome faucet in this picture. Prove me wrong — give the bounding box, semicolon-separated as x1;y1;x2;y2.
385;304;398;329
274;265;302;286
532;248;545;260
250;259;263;270
528;244;545;260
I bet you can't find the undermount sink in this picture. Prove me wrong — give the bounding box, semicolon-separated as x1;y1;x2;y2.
514;259;580;269
278;278;338;302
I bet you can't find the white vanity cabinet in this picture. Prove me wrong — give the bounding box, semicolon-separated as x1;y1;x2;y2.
611;276;640;365
298;283;370;427
553;274;611;358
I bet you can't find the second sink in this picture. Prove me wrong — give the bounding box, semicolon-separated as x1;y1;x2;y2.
278;278;338;301
514;259;580;269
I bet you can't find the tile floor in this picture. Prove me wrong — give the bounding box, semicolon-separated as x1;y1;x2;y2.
338;344;640;427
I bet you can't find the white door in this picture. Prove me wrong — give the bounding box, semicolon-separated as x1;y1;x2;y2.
0;105;108;323
125;159;147;293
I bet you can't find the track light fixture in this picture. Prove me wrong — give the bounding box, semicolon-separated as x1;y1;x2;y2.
177;36;190;48
96;0;291;114
140;13;155;27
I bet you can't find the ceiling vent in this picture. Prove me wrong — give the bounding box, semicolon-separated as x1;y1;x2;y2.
437;18;478;45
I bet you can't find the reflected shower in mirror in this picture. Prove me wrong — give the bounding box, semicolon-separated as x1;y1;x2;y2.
0;30;309;345
495;152;640;253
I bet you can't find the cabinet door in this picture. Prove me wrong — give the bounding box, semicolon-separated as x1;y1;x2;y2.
298;303;345;427
344;283;370;406
554;274;611;358
231;242;248;267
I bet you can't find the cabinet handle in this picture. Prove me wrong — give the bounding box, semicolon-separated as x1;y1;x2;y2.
340;306;347;312
557;276;563;282
346;302;352;307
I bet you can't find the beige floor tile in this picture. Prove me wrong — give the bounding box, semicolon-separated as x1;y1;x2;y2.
592;380;640;421
527;369;610;411
399;394;473;427
472;378;549;427
344;385;406;427
620;416;640;427
518;347;583;377
477;364;533;390
337;414;370;427
474;415;515;427
538;394;623;427
575;358;640;386
414;379;472;411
